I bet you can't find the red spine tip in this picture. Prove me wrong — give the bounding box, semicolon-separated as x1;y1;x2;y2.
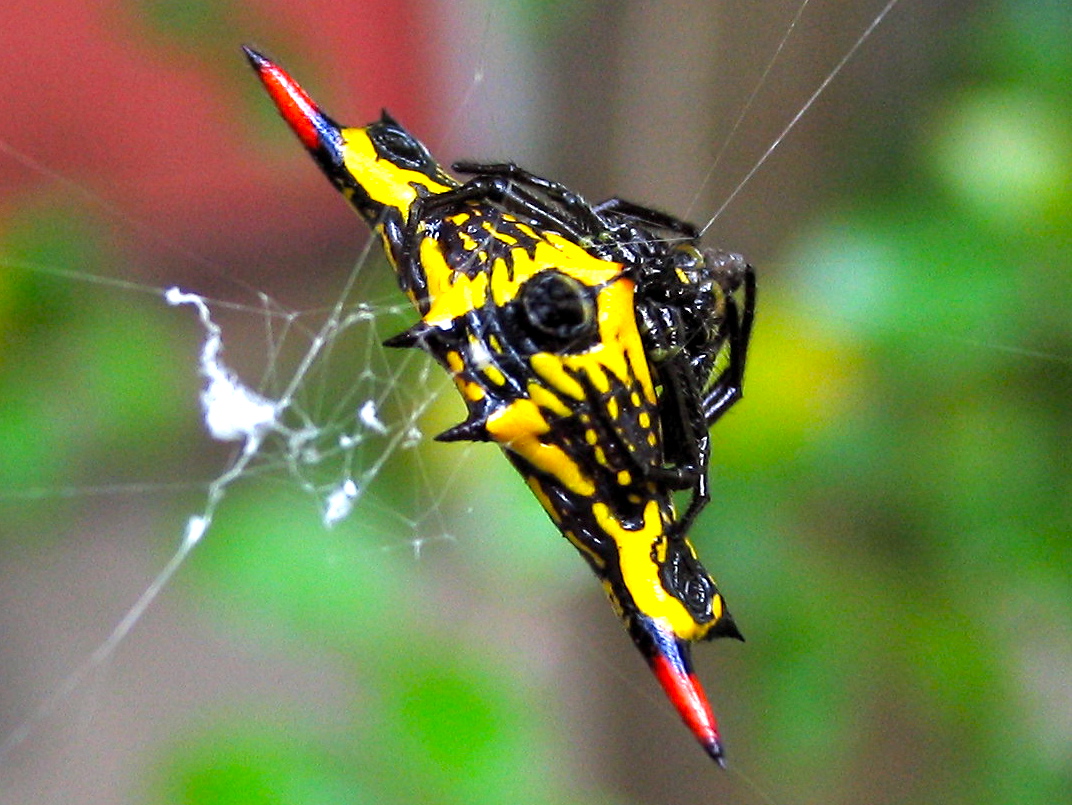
651;652;725;765
243;46;328;153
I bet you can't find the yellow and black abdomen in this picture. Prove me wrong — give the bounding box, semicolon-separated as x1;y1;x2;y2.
400;197;743;703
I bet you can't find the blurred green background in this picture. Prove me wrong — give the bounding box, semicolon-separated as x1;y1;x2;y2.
1;1;1070;804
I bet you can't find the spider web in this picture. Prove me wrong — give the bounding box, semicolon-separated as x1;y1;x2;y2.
0;223;487;790
11;2;1050;803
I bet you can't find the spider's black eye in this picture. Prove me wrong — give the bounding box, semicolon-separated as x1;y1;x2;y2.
519;270;598;350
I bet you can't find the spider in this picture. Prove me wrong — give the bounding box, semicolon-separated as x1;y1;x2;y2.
411;159;756;540
246;46;754;765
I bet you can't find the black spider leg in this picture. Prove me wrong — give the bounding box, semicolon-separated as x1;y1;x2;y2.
664;264;756;536
636;265;756;538
701;264;756;426
593;197;700;239
653;338;713;538
450;161;608;242
631;299;712;536
663;263;756;536
452;163;704;246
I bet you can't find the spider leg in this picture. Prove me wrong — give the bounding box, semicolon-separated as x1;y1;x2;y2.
593;197;700;239
702;264;756;426
650;371;710;538
668;263;754;533
663;370;712;537
408;166;597;244
672;434;710;537
634;262;755;536
453;162;595;216
406;174;510;222
451;161;607;237
503;183;596;241
634;301;714;533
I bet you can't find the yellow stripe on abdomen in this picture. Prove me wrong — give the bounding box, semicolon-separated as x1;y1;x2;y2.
592;500;714;642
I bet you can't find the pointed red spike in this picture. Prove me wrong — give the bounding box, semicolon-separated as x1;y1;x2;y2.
636;616;725;765
242;46;339;154
650;651;725;765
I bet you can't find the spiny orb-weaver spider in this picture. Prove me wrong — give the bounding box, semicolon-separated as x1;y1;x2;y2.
245;46;755;765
